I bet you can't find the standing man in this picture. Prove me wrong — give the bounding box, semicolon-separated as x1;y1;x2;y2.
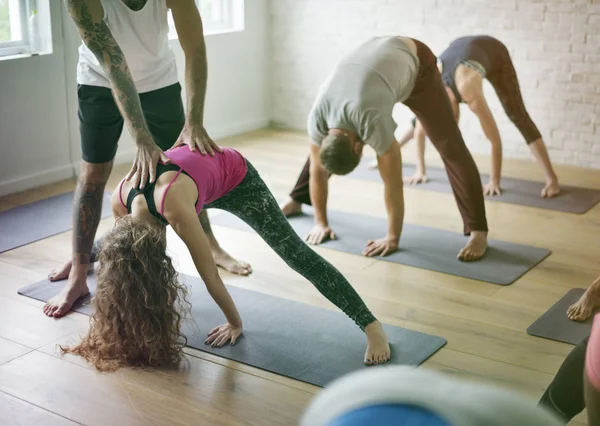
280;36;489;262
402;35;560;198
44;0;251;318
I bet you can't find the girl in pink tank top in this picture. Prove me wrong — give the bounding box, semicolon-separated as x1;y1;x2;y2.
62;147;391;372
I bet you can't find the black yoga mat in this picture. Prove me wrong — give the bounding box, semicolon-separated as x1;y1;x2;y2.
527;289;596;345
0;192;113;253
349;159;600;214
210;209;551;286
18;274;447;387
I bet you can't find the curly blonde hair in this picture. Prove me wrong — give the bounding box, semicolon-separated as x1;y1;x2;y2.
62;216;190;371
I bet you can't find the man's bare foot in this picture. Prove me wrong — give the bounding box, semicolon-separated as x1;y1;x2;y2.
457;231;488;262
404;172;428;185
567;276;600;322
213;248;252;276
541;180;560;198
48;260;93;282
364;321;391;365
43;277;89;318
280;198;302;217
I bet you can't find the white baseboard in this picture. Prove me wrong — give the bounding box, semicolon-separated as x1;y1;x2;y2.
0;164;75;197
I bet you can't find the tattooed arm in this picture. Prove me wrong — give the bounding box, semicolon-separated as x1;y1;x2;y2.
168;0;220;156
64;0;170;189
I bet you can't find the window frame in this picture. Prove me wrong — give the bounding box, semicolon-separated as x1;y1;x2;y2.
0;0;31;57
168;0;243;40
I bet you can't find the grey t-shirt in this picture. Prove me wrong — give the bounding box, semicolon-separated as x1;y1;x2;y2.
307;36;420;156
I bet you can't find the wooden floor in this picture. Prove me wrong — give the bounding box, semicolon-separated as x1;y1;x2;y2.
1;129;599;425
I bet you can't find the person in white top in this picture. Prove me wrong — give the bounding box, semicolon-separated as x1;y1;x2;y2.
44;0;251;318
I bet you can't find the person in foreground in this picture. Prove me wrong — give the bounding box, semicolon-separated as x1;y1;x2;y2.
61;145;391;370
401;35;560;198
300;366;563;426
538;311;600;426
280;36;489;262
47;0;249;318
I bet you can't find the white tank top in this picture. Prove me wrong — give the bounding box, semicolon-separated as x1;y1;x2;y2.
77;0;178;94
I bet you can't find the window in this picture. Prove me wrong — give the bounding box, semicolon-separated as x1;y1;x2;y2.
168;0;244;39
0;0;51;59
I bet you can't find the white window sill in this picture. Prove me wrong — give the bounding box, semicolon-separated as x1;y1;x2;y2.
0;50;52;62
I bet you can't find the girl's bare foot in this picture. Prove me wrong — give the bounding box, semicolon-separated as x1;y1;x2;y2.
567;277;600;322
364;321;391;365
280;198;302;217
213;249;252;276
457;231;488;262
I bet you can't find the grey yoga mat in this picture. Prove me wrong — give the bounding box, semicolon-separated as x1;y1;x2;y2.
527;289;596;345
17;274;447;387
210;209;551;286
0;192;113;253
348;159;600;214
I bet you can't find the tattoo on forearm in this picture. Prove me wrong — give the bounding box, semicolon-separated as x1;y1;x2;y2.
199;210;213;236
65;0;150;143
73;180;104;265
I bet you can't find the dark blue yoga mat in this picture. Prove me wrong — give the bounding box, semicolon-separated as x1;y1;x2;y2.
210;209;551;286
349;159;600;214
0;192;113;253
18;273;447;387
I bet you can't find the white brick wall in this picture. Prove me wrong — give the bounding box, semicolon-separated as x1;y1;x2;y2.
269;0;600;168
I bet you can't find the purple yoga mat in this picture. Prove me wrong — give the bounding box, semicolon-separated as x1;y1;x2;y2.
0;192;113;253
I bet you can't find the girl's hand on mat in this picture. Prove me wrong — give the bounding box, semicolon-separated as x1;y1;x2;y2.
306;224;337;245
483;181;502;197
173;123;222;156
126;142;171;190
205;323;242;347
363;237;398;257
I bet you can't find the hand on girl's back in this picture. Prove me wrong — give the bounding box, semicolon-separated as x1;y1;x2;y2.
205;323;243;347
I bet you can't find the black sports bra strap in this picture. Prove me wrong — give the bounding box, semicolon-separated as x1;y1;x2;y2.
124;163;188;226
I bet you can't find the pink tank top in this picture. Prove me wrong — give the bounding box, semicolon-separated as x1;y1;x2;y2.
163;146;248;214
587;313;600;390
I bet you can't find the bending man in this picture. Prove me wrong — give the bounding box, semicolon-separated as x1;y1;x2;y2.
281;36;489;261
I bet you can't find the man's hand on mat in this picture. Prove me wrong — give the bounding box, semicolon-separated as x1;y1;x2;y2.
126;142;171;190
306;224;337;245
173;123;221;156
457;231;488;262
403;172;428;185
205;323;242;347
541;180;560;198
363;236;398;257
483;181;502;196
